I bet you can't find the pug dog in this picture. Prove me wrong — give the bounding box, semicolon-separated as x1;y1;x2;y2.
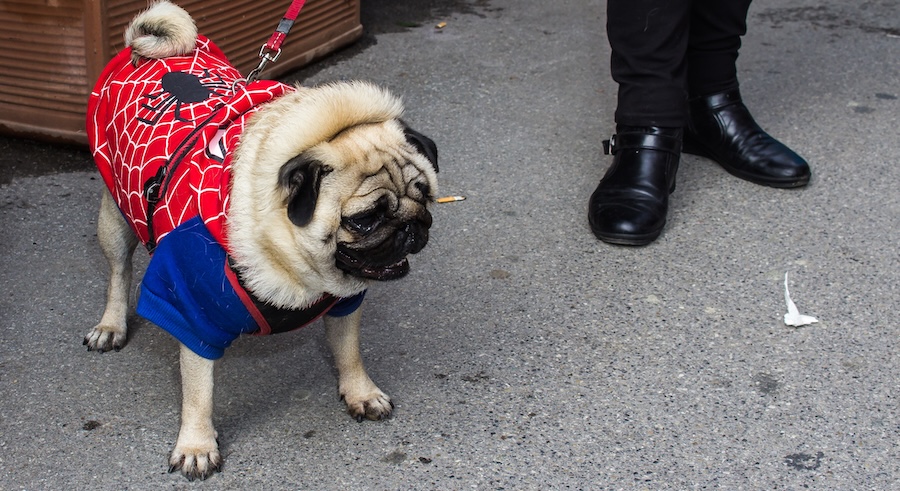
83;0;438;480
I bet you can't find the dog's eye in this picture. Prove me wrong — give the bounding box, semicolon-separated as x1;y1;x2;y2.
342;213;381;235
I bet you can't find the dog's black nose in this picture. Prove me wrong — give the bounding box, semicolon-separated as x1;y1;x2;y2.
398;221;429;255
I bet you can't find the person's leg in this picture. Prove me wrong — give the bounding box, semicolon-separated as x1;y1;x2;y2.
683;0;811;188
609;0;691;128
685;0;750;98
589;0;690;245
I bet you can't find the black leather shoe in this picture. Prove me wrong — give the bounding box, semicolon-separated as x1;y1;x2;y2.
683;89;811;188
588;126;681;246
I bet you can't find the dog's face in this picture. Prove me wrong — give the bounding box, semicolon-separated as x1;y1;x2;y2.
278;122;438;282
226;82;438;309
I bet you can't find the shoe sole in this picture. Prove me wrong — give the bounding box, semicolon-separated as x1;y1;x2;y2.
589;222;663;246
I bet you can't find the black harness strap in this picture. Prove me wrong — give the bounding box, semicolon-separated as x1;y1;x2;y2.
143;104;225;252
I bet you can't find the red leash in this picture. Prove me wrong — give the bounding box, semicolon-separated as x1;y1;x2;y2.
246;0;307;83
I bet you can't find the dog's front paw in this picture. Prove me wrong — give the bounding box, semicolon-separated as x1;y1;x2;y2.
168;437;221;481
83;324;127;352
341;387;394;422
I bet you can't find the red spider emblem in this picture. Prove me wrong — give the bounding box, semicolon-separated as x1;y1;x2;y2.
137;69;231;125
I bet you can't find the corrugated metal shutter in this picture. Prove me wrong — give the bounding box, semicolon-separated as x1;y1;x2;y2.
0;0;91;141
0;0;360;144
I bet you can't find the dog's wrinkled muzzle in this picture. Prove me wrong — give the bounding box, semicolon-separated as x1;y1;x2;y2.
335;216;431;281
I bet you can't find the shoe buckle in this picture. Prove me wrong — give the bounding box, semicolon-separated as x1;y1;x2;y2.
602;135;616;155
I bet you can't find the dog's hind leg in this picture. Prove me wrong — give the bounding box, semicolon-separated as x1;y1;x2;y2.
169;343;220;480
84;189;138;352
325;309;394;421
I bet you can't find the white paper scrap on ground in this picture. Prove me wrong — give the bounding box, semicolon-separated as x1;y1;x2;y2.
783;272;818;327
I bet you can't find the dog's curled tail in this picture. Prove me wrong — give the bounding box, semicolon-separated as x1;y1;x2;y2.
125;0;197;64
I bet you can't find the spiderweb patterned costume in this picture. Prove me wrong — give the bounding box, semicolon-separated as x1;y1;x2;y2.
87;36;364;360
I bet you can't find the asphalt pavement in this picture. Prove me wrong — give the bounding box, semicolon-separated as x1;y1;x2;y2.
1;0;899;489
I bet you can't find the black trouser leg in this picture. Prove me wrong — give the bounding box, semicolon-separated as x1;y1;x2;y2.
686;0;752;97
608;0;753;126
607;0;691;128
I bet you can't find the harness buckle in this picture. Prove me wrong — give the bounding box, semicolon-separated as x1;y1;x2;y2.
144;167;166;204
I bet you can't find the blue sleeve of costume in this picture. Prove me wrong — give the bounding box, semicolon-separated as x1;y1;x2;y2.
327;290;366;317
136;217;256;360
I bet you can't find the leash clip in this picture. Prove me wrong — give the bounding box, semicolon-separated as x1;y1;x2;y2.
259;44;283;63
245;45;282;84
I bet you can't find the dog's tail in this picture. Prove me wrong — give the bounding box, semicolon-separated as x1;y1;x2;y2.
125;0;197;63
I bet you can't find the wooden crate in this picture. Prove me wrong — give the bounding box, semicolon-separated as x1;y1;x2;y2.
0;0;361;144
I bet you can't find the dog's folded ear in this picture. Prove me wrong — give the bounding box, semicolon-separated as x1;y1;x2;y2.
403;125;438;173
279;155;330;227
